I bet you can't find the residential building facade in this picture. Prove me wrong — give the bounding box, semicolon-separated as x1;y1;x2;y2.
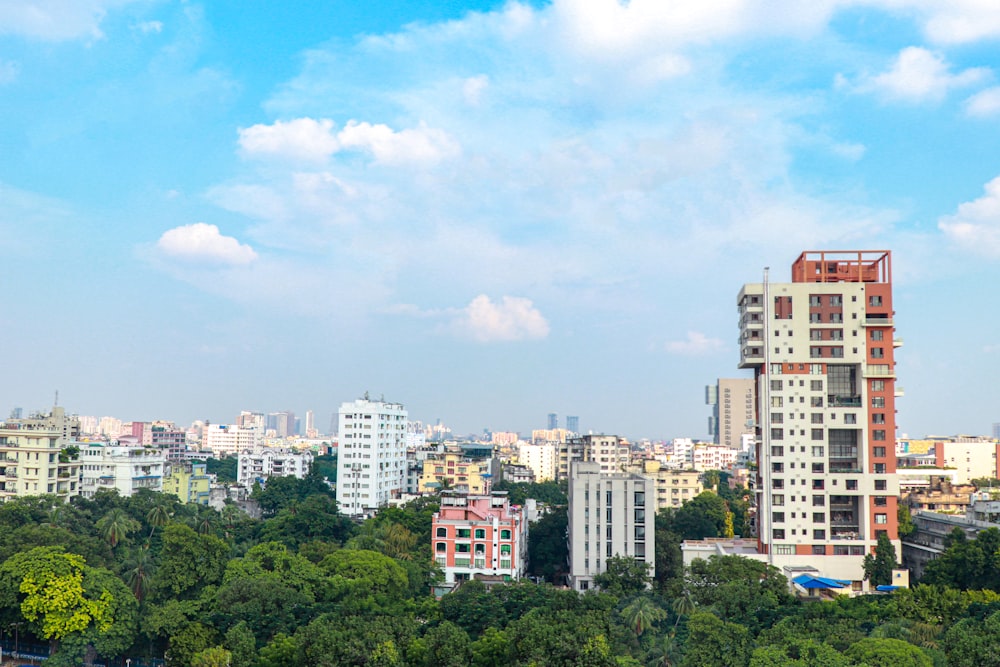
237;448;313;487
336;397;408;518
556;434;629;481
0;423;81;501
706;378;756;448
162;462;211;504
79;442;165;497
740;250;901;590
518;442;557;482
626;460;703;510
568;461;655;591
432;490;528;591
417;452;491;494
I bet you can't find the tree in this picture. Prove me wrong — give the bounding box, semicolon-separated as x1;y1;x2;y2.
191;646;233;667
528;508;569;582
673;493;729;540
863;533;899;587
593;555;651;596
942;610;1000;667
225;621;258;667
470;627;511;667
96;508;140;548
167;622;218;667
152;523;229;600
749;639;850;667
897;504;916;538
680;612;753;667
622;595;666;638
320;548;410;604
671;590;696;627
685;556;794;633
421;621;472;667
124;545;155;603
843;637;932;667
147;503;171;539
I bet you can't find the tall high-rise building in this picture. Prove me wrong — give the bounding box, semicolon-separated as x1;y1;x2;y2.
547;412;558;430
739;250;900;589
267;411;295;438
305;410;316;436
566;415;579;434
336;397;408;518
706;379;756;447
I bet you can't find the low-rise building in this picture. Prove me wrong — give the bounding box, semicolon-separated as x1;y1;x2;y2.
432;490;528;593
626;460;703;510
904;477;975;514
418;452;491;494
568;461;655;592
162;462;211;504
79;442;164;498
237;448;313;487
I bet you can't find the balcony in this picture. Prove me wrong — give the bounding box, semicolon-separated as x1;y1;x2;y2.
861;315;893;327
864;364;895;379
893;337;903;348
828;395;862;408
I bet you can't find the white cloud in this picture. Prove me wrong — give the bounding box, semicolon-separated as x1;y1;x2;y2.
914;0;1000;44
136;20;162;34
463;75;490;106
239;118;339;163
938;176;1000;257
664;331;724;355
859;46;989;102
453;295;550;343
337;120;460;166
156;223;258;265
965;86;1000;117
0;0;138;40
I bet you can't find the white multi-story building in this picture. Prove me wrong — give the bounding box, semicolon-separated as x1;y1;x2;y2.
336;397;408;518
706;378;756;448
0;427;81;500
203;423;263;458
738;250;901;590
556;435;630;481
518;442;557;482
79;442;165;498
568;461;655;592
627;460;703;510
237;448;313;486
691;444;739;472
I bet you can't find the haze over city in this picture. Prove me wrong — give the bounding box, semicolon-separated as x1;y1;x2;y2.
3;1;1000;439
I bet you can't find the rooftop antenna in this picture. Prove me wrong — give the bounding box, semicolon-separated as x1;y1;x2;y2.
54;390;59;407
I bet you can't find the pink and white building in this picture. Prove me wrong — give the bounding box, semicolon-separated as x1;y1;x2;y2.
432;491;528;592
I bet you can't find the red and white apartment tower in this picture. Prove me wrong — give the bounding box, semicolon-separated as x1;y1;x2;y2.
738;251;900;590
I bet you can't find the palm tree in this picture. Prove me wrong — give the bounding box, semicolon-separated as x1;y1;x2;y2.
97;508;140;548
146;504;171;539
124;545;155;602
622;596;667;639
671;590;696;628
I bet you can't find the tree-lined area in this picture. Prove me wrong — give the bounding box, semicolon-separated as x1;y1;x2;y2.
0;476;995;666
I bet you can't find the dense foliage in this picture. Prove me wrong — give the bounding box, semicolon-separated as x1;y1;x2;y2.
0;473;995;666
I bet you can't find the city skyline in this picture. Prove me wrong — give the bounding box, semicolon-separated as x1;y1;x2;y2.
4;2;1000;438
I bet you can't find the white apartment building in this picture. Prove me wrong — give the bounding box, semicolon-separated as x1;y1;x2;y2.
738;250;901;590
0;425;81;501
556;435;630;481
203;423;264;458
706;378;756;448
79;442;165;498
336;397;408;518
237;448;313;487
518;442;557;482
691;444;739;472
568;461;655;592
626;460;704;510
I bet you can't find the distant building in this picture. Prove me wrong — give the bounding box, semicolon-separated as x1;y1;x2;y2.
267;411;296;438
162;462;211;505
203;423;263;458
568;461;655;592
556;434;629;481
898;436;1000;484
691;443;739;472
566;416;579;434
706;378;755;448
547;413;558;430
336;397;408;518
432;490;528;593
502;463;535;485
237;448;313;487
418;453;491;494
518;442;557;482
532;428;571;444
79;442;164;498
903;477;975;514
626;460;703;510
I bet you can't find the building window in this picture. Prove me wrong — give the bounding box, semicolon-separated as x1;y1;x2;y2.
771;364;783;375
474;529;486;539
771;396;783;408
634;491;645;507
871;380;885;392
812;495;825;507
813;512;826;523
500;544;512;555
875;514;887;524
812;463;824;474
875;496;888;506
873;463;886;474
635;543;646;558
812;544;826;554
869;296;882;307
873;447;886;458
457;529;471;538
772;462;784;473
872;397;885;408
435;542;447;552
771;428;784;440
874;479;887;491
635;508;645;523
635;526;646;540
873;430;886;441
772;512;785;522
844;414;857;424
871;347;884;359
500;529;511;540
872;413;885;424
455;543;470;553
846;479;858;490
811;429;824;441
436;527;447;537
771;380;783;391
812;479;825;490
775;545;794;555
772;479;784;489
810;396;823;407
871;330;883;341
772;495;784;506
810;295;822;307
811;414;824;424
813;530;826;541
773;529;786;539
771;446;784;456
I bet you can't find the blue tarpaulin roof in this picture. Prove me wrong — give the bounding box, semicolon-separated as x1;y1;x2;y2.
792;574;852;589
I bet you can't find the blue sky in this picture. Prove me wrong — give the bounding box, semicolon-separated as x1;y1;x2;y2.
3;0;1000;439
